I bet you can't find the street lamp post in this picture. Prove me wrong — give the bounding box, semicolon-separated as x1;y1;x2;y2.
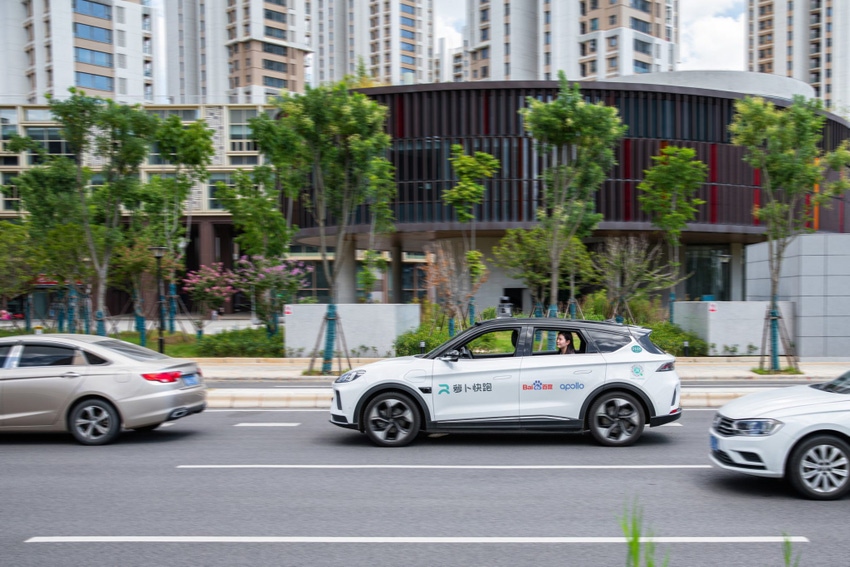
149;246;167;354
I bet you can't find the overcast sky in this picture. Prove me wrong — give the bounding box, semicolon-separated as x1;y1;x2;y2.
433;0;746;71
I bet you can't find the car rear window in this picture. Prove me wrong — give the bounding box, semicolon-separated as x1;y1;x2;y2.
586;330;632;353
636;332;665;355
93;339;170;361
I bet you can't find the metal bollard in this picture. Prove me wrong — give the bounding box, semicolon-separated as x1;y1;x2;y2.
419;340;426;354
683;340;690;357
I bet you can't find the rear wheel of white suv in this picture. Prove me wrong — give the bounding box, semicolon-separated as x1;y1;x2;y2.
587;391;645;447
363;392;421;447
787;435;850;500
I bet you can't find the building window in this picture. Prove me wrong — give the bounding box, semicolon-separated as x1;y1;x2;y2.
229;108;258;152
634;60;651;73
630;17;651;34
74;23;112;43
263;59;288;72
608;57;618;69
401;16;415;26
265;26;286;39
74;0;111;20
264;9;286;23
263;43;288;56
75;71;113;91
634;39;652;55
74;47;113;67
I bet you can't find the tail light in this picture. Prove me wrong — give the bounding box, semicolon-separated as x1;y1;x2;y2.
142;371;181;383
656;361;675;372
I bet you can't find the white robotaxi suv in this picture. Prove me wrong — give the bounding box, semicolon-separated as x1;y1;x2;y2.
330;318;681;447
710;372;850;500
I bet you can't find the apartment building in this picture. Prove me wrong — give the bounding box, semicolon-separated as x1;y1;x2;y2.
0;0;160;105
309;0;434;86
462;0;678;82
746;0;847;112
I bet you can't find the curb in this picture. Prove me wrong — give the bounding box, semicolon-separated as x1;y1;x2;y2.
205;388;769;410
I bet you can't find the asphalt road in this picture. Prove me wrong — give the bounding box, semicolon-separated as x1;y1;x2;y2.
2;410;847;566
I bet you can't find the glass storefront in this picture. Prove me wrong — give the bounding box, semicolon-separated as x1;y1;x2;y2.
685;245;731;301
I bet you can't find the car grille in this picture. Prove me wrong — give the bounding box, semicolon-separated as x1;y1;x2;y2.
713;415;737;436
711;449;766;470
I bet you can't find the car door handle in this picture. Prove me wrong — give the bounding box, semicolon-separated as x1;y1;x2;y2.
61;372;81;379
574;370;592;374
493;374;512;380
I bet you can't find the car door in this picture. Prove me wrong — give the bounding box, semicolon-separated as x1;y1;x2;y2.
430;327;521;428
0;342;85;427
519;327;606;428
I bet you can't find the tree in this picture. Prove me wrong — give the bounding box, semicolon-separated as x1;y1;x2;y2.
730;95;850;370
593;236;682;321
182;263;239;333
441;143;499;323
10;89;159;334
262;80;394;372
143;114;214;264
233;256;313;335
637;145;707;316
492;228;597;316
0;221;36;312
357;156;396;302
520;72;626;318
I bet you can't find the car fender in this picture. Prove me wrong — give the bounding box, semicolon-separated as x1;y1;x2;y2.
777;422;850;474
352;382;431;430
578;381;656;422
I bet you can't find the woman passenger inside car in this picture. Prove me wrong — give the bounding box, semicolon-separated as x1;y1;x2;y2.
556;331;575;354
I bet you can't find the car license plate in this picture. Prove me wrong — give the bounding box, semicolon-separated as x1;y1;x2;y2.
710;435;718;452
182;374;199;386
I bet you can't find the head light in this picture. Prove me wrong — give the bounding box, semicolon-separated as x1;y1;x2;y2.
731;418;783;436
335;370;366;384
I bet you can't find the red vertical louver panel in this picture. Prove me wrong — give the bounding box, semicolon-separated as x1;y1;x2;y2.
395;94;405;138
710;144;718;224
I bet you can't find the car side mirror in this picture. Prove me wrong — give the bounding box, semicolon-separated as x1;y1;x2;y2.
439;350;460;362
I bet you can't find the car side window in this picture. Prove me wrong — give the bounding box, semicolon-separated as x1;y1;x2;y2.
18;344;78;367
83;350;109;365
586;330;631;353
531;329;585;354
463;329;520;358
0;345;10;368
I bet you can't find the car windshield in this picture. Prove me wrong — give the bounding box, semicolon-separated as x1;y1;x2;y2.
92;339;170;361
813;371;850;394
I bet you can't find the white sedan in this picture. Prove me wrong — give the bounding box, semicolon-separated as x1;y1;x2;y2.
710;373;850;500
330;318;681;447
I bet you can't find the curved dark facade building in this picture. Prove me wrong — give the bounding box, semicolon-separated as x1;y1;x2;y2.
292;78;850;310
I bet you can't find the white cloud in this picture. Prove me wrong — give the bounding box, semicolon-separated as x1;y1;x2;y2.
431;0;746;71
678;0;746;70
434;0;464;50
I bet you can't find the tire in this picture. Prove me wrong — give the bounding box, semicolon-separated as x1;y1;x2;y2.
363;392;421;447
787;435;850;500
68;399;122;446
587;391;645;447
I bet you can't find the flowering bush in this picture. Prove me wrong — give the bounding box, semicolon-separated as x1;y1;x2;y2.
233;255;313;334
182;263;239;319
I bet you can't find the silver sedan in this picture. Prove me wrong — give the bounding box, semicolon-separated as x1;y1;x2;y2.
0;334;206;445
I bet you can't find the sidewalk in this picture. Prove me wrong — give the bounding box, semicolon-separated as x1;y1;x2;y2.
197;357;850;409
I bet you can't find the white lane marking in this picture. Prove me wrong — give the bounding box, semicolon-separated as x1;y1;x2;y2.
177;464;711;470
659;422;682;427
234;423;301;427
159;423;176;428
27;536;808;544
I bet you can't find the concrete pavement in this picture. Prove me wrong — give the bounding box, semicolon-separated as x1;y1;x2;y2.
196;356;850;409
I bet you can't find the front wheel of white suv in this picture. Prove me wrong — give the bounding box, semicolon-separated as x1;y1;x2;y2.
587;391;645;447
363;392;421;447
787;435;850;500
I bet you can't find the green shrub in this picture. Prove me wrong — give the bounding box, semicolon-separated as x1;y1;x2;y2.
197;328;284;357
643;321;707;356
